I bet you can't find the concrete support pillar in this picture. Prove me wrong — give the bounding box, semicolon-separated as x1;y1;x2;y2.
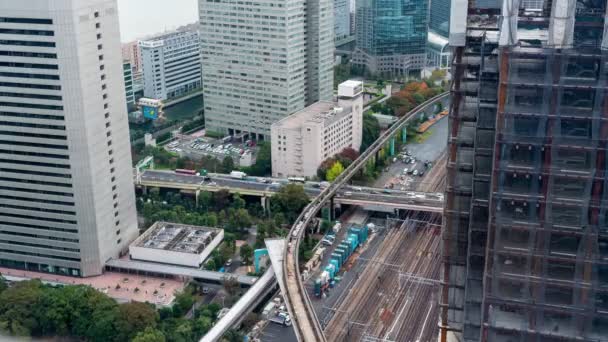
142;186;148;195
330;196;335;221
390;137;396;156
195;190;200;206
261;196;270;216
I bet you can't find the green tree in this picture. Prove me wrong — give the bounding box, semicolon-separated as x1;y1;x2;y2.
239;244;254;265
192;316;213;338
172;290;195;317
227;208;252;231
326;161;345;182
320;219;332;234
270;184;310;223
221;156;235;173
132;327;166;342
0;280;45;336
231;194;246;210
248;142;271;176
116;302;158;341
223;329;244;342
361;113;380;152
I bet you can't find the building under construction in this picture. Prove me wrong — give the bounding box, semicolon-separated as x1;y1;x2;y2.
441;0;608;341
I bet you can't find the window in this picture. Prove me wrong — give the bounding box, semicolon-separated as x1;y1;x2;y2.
106;131;111;137
95;23;100;29
107;140;112;146
96;33;102;40
99;65;104;71
101;84;106;90
100;74;105;80
103;103;108;109
116;230;120;235
115;220;120;226
117;239;121;244
105;122;110;128
94;11;99;18
97;44;102;50
104;113;109;118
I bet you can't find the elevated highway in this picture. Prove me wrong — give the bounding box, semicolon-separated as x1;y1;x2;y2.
138;170;444;213
282;92;449;341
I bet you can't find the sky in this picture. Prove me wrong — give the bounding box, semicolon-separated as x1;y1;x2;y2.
117;0;199;42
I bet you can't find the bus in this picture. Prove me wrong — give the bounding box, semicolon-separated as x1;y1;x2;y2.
175;169;197;176
288;177;306;183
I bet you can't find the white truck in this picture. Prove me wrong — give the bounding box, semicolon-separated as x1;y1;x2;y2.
269;315;292;327
230;171;247;179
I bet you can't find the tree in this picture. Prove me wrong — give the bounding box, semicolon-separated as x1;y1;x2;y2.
222;277;240;298
132;327;166;342
116;302;158;341
213;190;231;211
223;329;244;342
221;156;235;173
172;290;195;317
320;219;332;234
361;113;380;151
326;161;345;182
227;208;252;232
248;142;271;176
231;194;246;210
338;147;359;162
192;316;213;338
270;184;310;223
0;276;7;294
239;244;254;265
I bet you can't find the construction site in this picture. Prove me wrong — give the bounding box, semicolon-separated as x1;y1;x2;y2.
442;1;608;341
315;153;447;341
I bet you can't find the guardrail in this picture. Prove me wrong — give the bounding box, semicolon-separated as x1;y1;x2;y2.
282;92;450;342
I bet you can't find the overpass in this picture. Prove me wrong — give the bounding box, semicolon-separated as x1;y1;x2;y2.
137;170;444;214
282;92;450;342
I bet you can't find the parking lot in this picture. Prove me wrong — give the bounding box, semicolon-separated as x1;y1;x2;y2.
164;135;258;167
372;116;448;190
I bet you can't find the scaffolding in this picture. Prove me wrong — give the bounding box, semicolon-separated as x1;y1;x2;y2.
441;1;608;341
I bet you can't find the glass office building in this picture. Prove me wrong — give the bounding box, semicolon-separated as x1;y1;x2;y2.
353;0;427;76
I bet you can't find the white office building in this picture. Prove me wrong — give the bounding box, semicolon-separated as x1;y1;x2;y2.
271;81;363;178
139;27;201;101
0;0;139;277
199;0;334;140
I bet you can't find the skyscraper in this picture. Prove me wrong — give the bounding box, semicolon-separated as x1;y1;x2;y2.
429;0;450;38
441;1;608;341
353;0;427;76
199;0;334;140
0;0;138;277
334;0;351;41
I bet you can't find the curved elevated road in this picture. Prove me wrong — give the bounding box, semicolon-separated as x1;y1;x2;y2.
282;92;450;342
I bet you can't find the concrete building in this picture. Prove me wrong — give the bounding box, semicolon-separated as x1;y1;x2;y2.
199;0;334;140
441;1;608;341
123;61;135;110
139;26;201;101
334;0;350;41
0;0;139;277
121;40;141;74
129;222;223;268
271;80;363;178
353;0;427;76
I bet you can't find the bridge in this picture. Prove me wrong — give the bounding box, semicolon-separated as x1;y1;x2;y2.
281;92;450;342
137;170;443;214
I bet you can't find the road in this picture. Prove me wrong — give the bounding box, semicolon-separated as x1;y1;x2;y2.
139;170;444;212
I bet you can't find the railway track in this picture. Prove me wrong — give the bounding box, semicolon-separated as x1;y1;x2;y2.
323;151;446;341
282;93;449;342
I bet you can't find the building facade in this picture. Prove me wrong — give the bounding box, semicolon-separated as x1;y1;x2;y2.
121;40;141;74
353;0;427;76
199;0;334;140
139;27;202;101
441;1;608;341
429;0;450;38
271;80;363;178
123;61;135;110
334;0;350;41
0;0;139;277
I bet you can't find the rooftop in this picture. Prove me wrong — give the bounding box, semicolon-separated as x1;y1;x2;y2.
133;222;220;255
273;101;353;130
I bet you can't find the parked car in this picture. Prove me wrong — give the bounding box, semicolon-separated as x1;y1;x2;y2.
413;170;419;176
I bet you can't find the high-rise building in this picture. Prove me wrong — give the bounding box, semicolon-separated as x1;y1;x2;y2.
0;0;138;277
353;0;427;76
271;80;363;178
139;26;202;101
199;0;334;140
123;61;135;110
429;0;450;38
441;1;608;341
334;0;351;41
121;41;141;74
